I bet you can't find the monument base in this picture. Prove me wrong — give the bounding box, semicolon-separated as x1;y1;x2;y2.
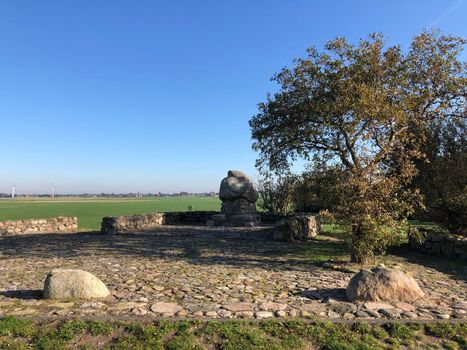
211;213;261;227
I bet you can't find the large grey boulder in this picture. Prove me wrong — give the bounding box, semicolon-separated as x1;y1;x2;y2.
346;266;424;303
43;269;110;299
273;215;321;242
219;170;258;203
212;170;260;226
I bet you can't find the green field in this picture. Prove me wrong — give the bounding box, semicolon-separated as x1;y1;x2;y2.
0;196;221;230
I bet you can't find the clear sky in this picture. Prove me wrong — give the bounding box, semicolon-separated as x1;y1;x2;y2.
1;0;466;194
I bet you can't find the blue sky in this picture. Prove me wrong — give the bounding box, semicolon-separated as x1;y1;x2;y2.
1;0;466;194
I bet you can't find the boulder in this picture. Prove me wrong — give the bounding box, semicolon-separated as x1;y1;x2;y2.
221;198;257;215
273;215;321;242
219;170;258;202
43;269;110;299
346;266;424;303
212;170;260;226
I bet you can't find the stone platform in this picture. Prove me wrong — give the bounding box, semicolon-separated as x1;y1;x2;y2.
0;225;465;320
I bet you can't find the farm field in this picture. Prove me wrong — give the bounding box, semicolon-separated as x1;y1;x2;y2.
0;196;221;230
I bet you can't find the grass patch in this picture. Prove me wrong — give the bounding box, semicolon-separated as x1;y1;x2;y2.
425;323;467;347
1;318;466;350
0;196;221;230
0;316;33;337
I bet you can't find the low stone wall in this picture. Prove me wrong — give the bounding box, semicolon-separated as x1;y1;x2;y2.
259;213;287;224
101;211;219;234
0;216;78;236
164;211;219;225
409;230;467;260
101;211;319;235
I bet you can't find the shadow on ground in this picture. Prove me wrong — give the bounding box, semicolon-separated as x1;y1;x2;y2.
1;227;464;282
0;226;348;272
0;290;43;300
388;245;467;283
299;287;347;301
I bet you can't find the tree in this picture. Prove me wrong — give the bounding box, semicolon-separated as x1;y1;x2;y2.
293;165;344;213
257;173;298;215
413;116;466;234
250;30;466;263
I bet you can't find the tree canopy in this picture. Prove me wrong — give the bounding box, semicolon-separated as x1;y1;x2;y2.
250;30;466;262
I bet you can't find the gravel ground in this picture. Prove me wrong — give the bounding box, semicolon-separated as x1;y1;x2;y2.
0;225;466;321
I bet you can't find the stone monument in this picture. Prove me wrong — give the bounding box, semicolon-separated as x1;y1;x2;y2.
211;170;260;226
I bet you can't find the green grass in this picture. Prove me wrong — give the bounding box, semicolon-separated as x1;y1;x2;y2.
0;317;465;350
0;196;221;230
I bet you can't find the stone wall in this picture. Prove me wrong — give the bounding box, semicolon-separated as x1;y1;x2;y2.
409;230;467;260
164;211;219;225
101;211;317;235
101;211;219;234
260;213;289;224
272;214;322;242
0;216;78;236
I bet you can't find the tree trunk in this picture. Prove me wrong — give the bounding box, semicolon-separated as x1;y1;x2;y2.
350;224;367;264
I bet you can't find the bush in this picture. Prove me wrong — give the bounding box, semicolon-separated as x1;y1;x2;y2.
257;174;298;215
413;117;467;235
294;166;344;213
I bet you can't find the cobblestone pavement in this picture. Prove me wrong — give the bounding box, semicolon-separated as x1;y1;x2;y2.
0;225;466;320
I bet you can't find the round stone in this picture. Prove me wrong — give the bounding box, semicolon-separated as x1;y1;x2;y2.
346;267;424;303
219;171;258;202
43;269;110;300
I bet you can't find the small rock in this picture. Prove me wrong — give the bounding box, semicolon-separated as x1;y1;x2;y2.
9;308;37;316
255;311;274;319
81;301;106;309
395;302;415;312
177;309;188;317
452;302;467;310
418;308;431;313
192;311;204;317
235;311;254;318
365;310;381;318
218;309;232;318
364;302;394;310
355;311;370;318
401;311;418;319
112;302;144;310
276;310;286;317
379;308;401;318
418;312;435;319
150;302;183;314
49;302;75;309
205;311;218;317
302;303;326;314
331;302;356;314
223;302;254;312
288;309;299;317
132;308;148;316
259;301;287;311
